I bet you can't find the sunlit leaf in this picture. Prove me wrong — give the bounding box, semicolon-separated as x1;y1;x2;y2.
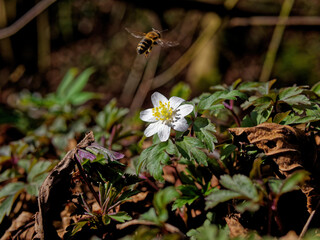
176;136;208;166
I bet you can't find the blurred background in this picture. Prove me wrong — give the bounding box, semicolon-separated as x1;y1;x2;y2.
0;0;320;131
1;0;320;105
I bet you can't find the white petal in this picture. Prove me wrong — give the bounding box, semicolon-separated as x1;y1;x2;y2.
169;96;185;110
140;109;156;122
177;104;194;117
158;124;171;142
151;92;168;107
144;121;161;137
173;118;189;132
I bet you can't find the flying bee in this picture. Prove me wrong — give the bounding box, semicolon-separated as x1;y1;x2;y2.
125;28;179;57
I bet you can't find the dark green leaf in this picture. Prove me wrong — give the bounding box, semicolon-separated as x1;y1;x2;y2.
109;211;132;223
0;195;16;224
205;189;241;209
56;67;78;98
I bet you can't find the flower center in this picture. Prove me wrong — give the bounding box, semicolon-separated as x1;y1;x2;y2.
152;101;173;122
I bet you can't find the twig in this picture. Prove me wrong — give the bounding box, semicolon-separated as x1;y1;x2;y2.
116;219;185;236
0;0;56;39
229;16;320;27
298;200;320;240
259;0;295;82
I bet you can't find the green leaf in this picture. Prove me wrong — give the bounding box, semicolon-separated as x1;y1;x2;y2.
205;189;242;209
269;171;310;196
137;141;173;181
273;111;291;124
102;214;111;225
280;170;309;194
70;92;98;106
235;201;260;213
219;144;236;162
194;117;217;152
56;67;78;98
279;86;303;100
176;136;208;166
0;182;25;199
27;161;52;183
173;185;200;210
241;109;272;127
0;194;16;223
71;220;88;236
219;174;259;201
109;211;132;223
64;67;95;103
198;90;246;110
311;81;320;96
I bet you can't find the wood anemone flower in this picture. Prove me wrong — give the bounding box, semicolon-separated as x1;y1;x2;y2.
140;92;194;142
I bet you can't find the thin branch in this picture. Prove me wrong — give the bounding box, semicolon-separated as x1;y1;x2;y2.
259;0;295;82
298;200;320;240
116;219;185;236
0;0;56;39
229;16;320;27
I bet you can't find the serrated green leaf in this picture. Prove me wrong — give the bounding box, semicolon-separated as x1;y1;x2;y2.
279;86;303;100
198;90;246;110
219;174;259;201
194;117;217;152
109;211;132;222
280;94;310;106
176;136;208;166
137;142;172;181
205;189;242;209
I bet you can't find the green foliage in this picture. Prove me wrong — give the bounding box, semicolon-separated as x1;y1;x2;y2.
22;67;98;108
140;187;179;225
137;140;177;181
187;213;229;240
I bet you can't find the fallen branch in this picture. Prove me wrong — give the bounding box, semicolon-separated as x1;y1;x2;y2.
0;0;56;39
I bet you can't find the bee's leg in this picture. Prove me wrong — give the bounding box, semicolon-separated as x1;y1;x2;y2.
145;46;152;58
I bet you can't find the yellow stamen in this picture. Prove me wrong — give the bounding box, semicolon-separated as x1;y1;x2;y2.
152;101;173;121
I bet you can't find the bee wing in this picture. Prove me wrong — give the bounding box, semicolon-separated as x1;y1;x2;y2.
125;28;146;39
157;39;179;48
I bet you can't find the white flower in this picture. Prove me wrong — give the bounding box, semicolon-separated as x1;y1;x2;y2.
140;92;194;142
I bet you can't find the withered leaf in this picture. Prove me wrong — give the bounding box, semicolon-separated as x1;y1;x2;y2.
229;123;317;174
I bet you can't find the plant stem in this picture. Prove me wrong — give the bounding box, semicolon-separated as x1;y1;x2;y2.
74;154;100;205
259;0;295;82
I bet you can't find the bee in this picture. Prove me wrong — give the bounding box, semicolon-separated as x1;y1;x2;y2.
125;28;179;57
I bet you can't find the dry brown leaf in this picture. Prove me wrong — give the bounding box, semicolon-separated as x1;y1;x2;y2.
1;211;34;240
229;123;317;174
225;214;248;238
